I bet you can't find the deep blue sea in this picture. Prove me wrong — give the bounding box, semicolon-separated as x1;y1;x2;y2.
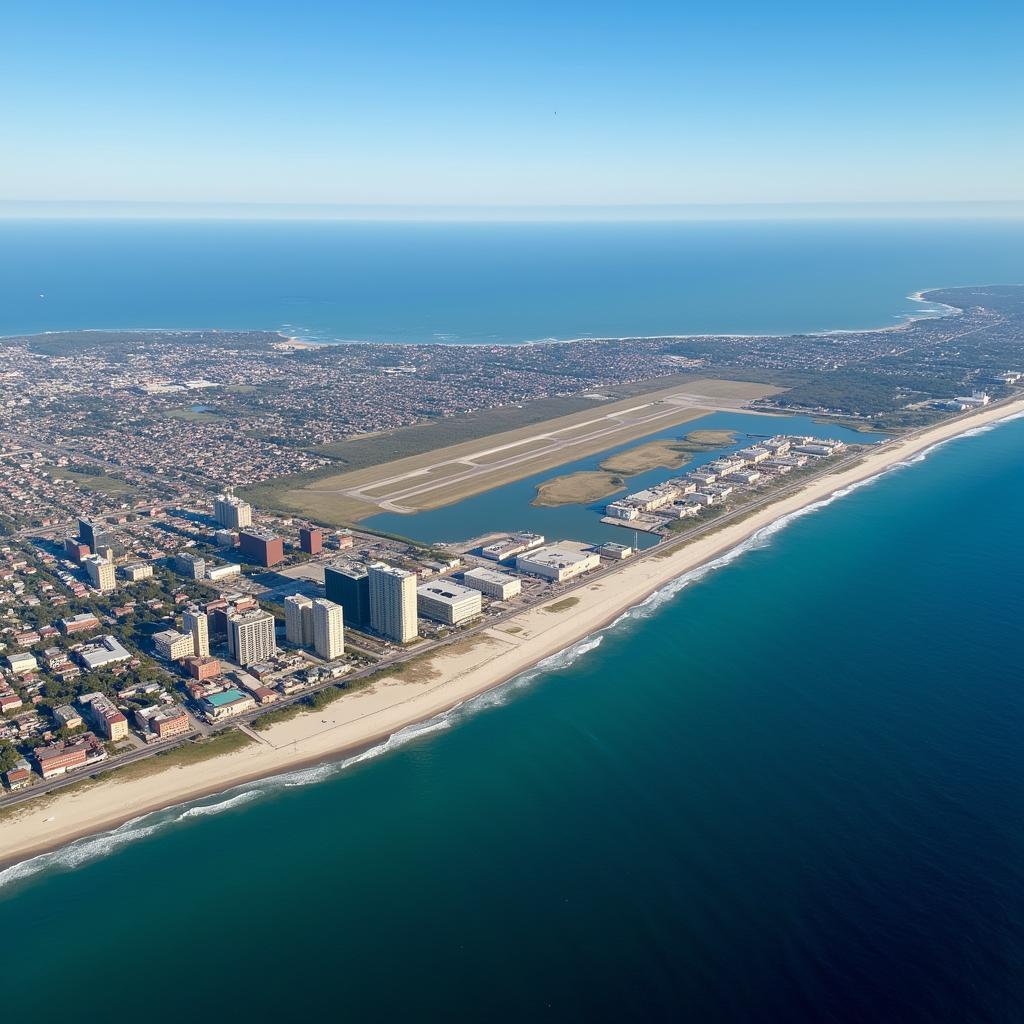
3;409;1024;1022
1;217;1024;341
3;218;1024;1020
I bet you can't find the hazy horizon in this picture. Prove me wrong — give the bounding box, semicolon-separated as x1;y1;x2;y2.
3;199;1024;223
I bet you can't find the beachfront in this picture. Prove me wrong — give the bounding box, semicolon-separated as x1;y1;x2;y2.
4;396;1024;868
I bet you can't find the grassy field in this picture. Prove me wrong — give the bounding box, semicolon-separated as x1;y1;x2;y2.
242;376;781;527
599;429;738;474
165;407;229;423
533;470;625;507
44;465;145;498
306;374;709;468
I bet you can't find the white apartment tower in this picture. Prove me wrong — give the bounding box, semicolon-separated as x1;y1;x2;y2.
214;489;253;530
182;607;210;658
83;555;116;593
368;562;418;644
284;594;315;647
227;608;278;666
312;598;345;660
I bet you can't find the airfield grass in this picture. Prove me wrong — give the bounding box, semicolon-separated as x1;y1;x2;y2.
599;429;738;475
242;376;781;525
533;471;625;507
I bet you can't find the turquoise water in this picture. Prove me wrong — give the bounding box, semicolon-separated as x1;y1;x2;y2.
3;412;1023;1021
365;411;888;546
2;218;1024;341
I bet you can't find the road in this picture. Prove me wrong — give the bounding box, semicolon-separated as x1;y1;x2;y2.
3;394;1018;814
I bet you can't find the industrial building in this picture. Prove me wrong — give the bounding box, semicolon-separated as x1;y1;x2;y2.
481;532;545;562
416;580;483;625
461;566;522;601
516;543;601;582
77;636;132;670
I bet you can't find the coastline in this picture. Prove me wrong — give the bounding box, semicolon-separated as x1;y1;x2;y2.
0;286;971;347
3;395;1023;871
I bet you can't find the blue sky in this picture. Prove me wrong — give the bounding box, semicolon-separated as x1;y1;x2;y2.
1;0;1022;210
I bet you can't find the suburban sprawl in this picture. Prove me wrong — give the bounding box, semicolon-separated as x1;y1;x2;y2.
1;284;1022;810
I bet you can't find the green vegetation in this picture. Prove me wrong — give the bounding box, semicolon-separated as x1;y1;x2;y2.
543;597;581;613
164;407;228;423
43;464;143;498
0;740;20;774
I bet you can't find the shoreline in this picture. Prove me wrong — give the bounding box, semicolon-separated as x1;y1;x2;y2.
3;394;1023;872
0;286;977;347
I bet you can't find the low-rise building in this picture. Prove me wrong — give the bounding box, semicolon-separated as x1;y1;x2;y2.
77;635;132;670
417;581;483;625
60;612;100;635
6;651;37;675
119;561;154;582
53;704;84;730
597;542;633;560
201;687;257;722
78;692;129;741
135;704;191;741
481;532;545;562
516;543;601;583
34;732;107;779
461;566;522;601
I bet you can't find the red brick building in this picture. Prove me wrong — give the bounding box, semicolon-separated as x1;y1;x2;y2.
299;527;323;555
239;530;285;567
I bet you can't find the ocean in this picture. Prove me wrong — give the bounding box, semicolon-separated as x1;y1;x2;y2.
3;408;1024;1022
2;217;1024;341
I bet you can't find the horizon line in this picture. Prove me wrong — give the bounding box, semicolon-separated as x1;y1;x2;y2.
2;199;1024;223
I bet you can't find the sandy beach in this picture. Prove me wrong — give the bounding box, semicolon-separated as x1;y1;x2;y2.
4;395;1023;868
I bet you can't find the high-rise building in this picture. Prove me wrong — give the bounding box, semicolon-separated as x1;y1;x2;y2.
239;529;285;567
299;526;323;554
368;562;418;644
78;518;104;551
227;608;278;666
64;537;90;563
284;594;315;646
174;551;206;579
213;491;252;530
83;554;116;593
182;607;210;658
78;518;122;557
312;599;344;660
324;563;371;627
